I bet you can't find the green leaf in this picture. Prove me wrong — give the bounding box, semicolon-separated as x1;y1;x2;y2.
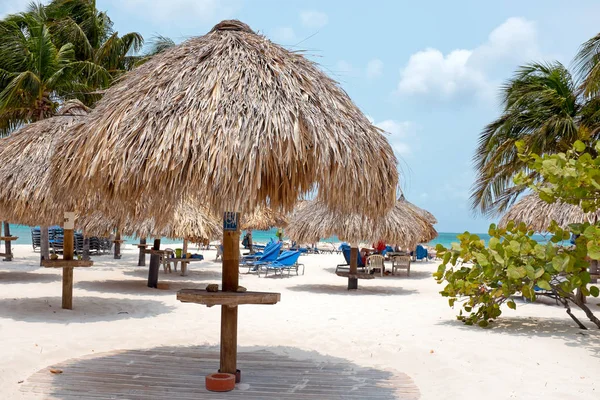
534;268;545;279
509;240;520;253
478;320;489;328
507;300;516;310
590;286;600;297
587;241;600;260
573;140;586;152
537;280;552;290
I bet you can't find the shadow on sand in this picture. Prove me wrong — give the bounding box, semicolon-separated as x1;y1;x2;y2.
0;270;60;284
0;296;174;323
288;283;418;296
76;278;209;296
21;345;420;399
438;316;600;359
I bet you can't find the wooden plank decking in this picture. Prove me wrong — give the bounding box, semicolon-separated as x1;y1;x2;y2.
21;346;420;399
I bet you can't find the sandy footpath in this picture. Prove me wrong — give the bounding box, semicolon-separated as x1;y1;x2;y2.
0;243;598;399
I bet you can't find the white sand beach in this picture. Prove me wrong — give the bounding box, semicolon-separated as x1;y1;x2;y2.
0;243;598;399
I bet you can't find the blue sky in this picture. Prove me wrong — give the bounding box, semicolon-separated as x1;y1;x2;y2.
2;0;600;232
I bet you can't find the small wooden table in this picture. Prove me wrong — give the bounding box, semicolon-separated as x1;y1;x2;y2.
0;236;18;260
164;257;203;276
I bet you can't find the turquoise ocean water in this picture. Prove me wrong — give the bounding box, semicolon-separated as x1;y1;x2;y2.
2;224;552;248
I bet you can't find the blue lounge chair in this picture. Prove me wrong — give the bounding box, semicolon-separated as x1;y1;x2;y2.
241;241;283;273
257;250;303;277
335;244;366;273
241;239;276;262
415;244;428;261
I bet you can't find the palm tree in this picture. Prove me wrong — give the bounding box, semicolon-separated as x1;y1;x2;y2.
0;4;104;136
470;62;600;215
44;0;143;103
574;32;600;98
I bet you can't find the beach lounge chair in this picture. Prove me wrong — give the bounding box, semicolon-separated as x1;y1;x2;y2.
241;239;276;262
366;254;386;277
414;244;428;261
240;241;283;273
391;255;411;276
335;244;366;273
257;250;303;277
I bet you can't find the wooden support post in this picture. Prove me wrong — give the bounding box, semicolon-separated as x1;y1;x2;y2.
114;231;121;259
148;239;161;288
138;237;146;266
220;212;240;375
348;246;358;290
248;230;253;254
181;239;189;275
82;237;90;261
590;260;598;284
40;226;49;266
62;213;75;310
2;222;12;261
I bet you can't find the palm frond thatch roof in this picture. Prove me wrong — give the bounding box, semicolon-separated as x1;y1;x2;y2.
0;101;92;226
80;200;221;241
499;193;600;231
399;194;437;224
286;199;437;248
241;207;288;231
53;20;398;221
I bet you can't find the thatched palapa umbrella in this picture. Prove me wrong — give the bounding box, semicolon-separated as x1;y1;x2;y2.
81;201;221;269
499;193;600;231
51;20;399;378
0;101;94;309
286;197;437;289
240;207;288;253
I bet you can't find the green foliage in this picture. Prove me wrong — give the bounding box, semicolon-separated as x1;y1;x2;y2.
516;140;600;213
0;0;149;134
470;62;599;216
433;222;599;327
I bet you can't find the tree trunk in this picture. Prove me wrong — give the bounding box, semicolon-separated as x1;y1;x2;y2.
40;226;50;266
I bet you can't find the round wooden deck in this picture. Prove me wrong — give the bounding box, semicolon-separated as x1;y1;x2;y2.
21;346;420;399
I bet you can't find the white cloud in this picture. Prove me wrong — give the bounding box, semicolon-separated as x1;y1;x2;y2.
396;17;539;102
271;26;296;43
366;59;384;79
0;0;31;18
373;119;417;157
104;0;241;24
300;10;328;29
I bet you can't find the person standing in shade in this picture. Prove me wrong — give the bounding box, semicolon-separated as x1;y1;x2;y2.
276;228;284;242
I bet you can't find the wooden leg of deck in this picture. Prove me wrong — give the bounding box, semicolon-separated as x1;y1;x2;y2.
3;222;12;261
220;220;240;375
138;237;146;266
148;239;161;288
348;246;358;290
62;225;74;310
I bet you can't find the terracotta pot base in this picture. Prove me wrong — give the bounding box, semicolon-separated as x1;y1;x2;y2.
205;373;235;392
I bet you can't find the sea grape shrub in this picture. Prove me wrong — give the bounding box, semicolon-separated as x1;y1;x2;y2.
514;139;600;213
433;222;600;328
